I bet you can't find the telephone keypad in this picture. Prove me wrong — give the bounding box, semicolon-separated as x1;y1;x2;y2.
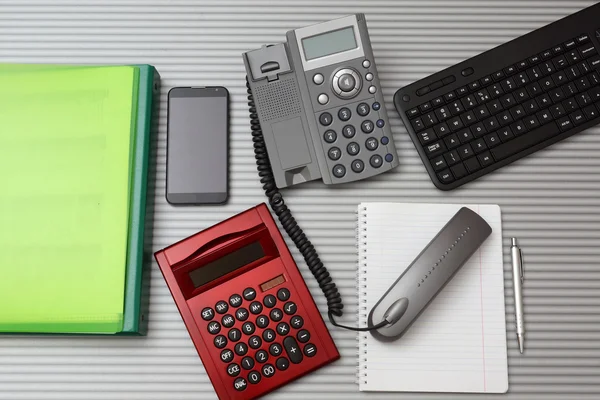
338;107;351;121
328;147;341;161
357;103;370;116
323;130;337;143
370;154;383;168
319;112;333;126
365;137;378;151
351;159;365;173
333;164;346;178
361;120;374;133
342;125;356;138
208;286;319;392
347;142;360;156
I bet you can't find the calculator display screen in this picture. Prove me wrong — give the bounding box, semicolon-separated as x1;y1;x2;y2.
189;241;265;288
301;26;357;61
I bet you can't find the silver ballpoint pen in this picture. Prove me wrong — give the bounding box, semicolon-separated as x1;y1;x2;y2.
511;238;525;354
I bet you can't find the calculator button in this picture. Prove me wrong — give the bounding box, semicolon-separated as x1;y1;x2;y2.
248;370;261;384
297;329;310;343
357;102;370;116
228;328;241;342
234;342;248;356
201;307;214;321
276;288;290;301
221;314;235;328
328;147;341;161
262;328;276;342
233;377;247;391
323;129;337;143
235;308;249;321
276;357;290;371
242;321;255;335
283;302;297;315
304;343;317;357
370;155;383;168
227;363;241;377
342;125;356;138
214;335;227;349
347;142;360;156
215;301;228;314
263;295;277;308
269;343;283;356
365;137;378;151
255;350;269;363
276;322;290;336
361;120;374;133
262;363;276;378
243;287;256;301
283;336;303;364
241;356;255;370
269;308;283;322
372;102;381;111
319;112;333;126
249;301;263;315
256;315;269;328
207;321;221;335
220;349;234;363
332;164;346;178
229;294;242;308
290;316;304;329
248;335;262;349
338;107;351;121
351;160;365;173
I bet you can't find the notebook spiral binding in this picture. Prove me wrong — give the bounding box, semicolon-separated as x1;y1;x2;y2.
356;206;368;385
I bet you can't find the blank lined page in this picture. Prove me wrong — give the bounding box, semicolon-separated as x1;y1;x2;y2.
358;203;508;393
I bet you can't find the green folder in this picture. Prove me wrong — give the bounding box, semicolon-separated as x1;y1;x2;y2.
0;64;158;334
0;66;140;333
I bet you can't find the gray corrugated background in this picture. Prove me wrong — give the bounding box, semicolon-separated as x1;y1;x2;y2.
1;1;600;399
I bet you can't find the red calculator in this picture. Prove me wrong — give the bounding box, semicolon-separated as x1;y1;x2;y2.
155;203;340;399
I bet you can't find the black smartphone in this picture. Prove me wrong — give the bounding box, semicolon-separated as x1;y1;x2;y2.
166;86;229;204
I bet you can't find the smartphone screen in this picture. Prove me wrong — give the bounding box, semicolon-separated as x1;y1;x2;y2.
167;87;228;204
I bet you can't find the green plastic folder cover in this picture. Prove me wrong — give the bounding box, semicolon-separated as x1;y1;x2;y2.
0;66;138;333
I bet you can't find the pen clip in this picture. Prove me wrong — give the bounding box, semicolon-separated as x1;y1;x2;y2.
518;248;524;283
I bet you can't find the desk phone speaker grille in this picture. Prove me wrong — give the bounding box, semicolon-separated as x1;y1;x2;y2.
254;77;302;121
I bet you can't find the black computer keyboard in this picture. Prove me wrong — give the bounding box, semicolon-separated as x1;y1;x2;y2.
394;3;600;190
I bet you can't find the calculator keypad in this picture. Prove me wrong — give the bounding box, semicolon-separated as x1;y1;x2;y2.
206;286;317;392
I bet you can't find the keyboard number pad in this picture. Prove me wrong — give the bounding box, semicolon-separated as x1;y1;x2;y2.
205;287;317;392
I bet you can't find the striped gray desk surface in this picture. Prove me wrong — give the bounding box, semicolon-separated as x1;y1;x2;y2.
1;0;599;399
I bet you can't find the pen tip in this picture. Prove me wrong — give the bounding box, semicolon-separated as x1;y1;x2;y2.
518;334;524;354
512;238;518;246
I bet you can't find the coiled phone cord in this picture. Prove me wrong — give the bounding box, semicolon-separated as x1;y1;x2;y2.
246;80;388;332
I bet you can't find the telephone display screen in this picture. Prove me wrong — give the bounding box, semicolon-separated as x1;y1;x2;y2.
302;26;357;60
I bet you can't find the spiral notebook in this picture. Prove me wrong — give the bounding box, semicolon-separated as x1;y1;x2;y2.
357;203;508;393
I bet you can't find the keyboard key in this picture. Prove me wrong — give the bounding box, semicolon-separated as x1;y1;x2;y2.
487;99;503;114
501;77;516;92
529;54;541;65
437;169;454;183
576;76;591;92
515;72;529;86
444;134;460;149
524;115;540;130
561;82;578;97
557;116;573;131
470;122;487;138
407;108;420;118
536;109;553;125
448;100;464;115
577;92;593;107
550;103;567;118
464;156;481;173
589;86;600;101
447;116;464;131
419;102;432;113
536;94;552;108
510;105;526;119
474;105;490;120
541;49;554;60
474;89;491;103
497;110;514;126
456;86;469;96
435;106;452;121
517;60;528;70
471;138;487;154
570;109;586;125
434;122;451;137
549;87;565;103
504;65;517;75
578;60;592;75
527;66;542;81
540;76;556;91
491;122;560;161
450;163;467;179
443;150;460;166
522;99;539;115
417;130;436;145
489;83;504;98
461;110;477;126
478;151;494;167
500;93;517;108
484;132;501;148
566;65;581;80
457;129;474;143
564;39;577;50
411;118;425;132
481;75;492;85
553;55;568;69
578;44;597;58
431;155;448;171
457;144;474;159
551;70;567;86
589;57;600;71
577;33;591;44
493;70;505;81
461;95;478;110
583;104;599;120
483;116;499;131
497;127;514;142
432;97;444;107
514;87;530;103
468;81;480;91
563;97;579;112
566;49;581;65
510;120;528;136
526;82;543;97
539;61;555;75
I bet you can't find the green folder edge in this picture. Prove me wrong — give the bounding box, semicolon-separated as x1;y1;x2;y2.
0;64;159;335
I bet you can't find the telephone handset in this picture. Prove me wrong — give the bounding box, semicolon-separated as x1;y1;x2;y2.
243;15;396;332
243;14;398;188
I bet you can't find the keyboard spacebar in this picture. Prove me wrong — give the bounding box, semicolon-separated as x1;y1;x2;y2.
491;122;561;161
